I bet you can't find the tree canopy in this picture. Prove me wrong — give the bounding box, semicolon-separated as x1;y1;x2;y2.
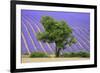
37;16;77;57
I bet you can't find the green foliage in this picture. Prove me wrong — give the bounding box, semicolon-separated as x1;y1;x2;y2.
30;52;48;58
77;51;90;57
37;16;77;57
62;51;90;58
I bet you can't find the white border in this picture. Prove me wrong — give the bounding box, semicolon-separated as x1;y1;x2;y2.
16;4;94;69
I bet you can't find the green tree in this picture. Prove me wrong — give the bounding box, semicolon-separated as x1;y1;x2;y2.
37;16;77;57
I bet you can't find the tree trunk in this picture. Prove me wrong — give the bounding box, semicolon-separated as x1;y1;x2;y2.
55;47;61;57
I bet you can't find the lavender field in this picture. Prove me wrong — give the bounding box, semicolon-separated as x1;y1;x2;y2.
21;10;90;55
